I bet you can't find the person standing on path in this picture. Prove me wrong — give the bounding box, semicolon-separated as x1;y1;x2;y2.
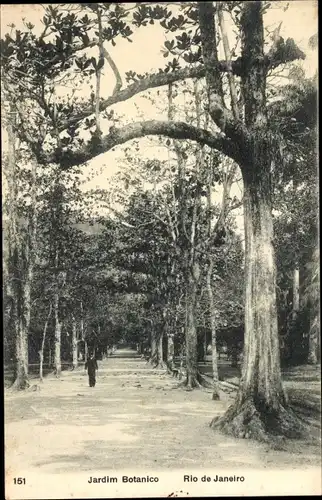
85;353;98;387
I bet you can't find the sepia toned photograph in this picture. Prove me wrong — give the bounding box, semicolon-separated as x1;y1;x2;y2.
2;2;320;499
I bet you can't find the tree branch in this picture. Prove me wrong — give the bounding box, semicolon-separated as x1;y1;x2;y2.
218;6;240;121
95;8;104;134
198;2;226;122
58;59;248;132
267;37;306;71
215;161;238;231
59;65;206;130
56;35;304;135
198;2;248;145
102;47;123;95
54;120;239;169
240;2;267;128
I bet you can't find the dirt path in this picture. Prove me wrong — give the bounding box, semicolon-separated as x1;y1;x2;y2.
5;349;321;498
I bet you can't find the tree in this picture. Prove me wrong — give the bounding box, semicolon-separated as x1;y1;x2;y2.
3;106;30;389
1;2;313;438
272;72;318;365
2;100;40;390
31;163;89;375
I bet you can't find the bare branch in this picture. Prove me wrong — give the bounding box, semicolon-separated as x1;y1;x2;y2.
59;65;207;130
102;47;123;95
198;2;248;144
95;9;104;134
218;6;240;121
54;32;303;135
198;3;230;129
58;57;247;132
229;197;244;211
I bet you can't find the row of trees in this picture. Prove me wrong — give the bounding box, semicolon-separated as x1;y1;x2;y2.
3;122;245;389
2;2;318;442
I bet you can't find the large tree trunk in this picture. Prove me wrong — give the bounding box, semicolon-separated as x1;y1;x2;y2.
10;248;29;390
211;165;307;440
54;291;61;376
206;260;220;400
210;2;307;442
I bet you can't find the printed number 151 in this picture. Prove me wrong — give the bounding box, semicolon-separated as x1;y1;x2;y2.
14;478;26;485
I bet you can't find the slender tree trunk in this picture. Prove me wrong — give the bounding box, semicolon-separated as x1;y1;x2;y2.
308;321;319;365
54;291;61;376
24;157;38;338
307;245;320;364
157;331;164;366
185;273;199;390
203;330;208;359
211;164;306;439
285;266;300;364
84;341;88;363
150;329;157;362
14;196;37;390
167;333;174;370
6;106;29;390
292;268;300;320
206;260;220;400
39;304;52;382
80;300;87;362
72;315;78;369
39;351;44;383
179;341;185;380
15;159;38;388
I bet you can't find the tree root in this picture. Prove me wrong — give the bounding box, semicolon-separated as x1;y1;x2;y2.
210;397;311;443
197;372;214;389
149;359;167;370
29;384;41;392
177;371;212;391
11;378;30;391
212;388;220;400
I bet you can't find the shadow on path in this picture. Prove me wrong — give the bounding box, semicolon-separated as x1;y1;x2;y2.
5;349;321;474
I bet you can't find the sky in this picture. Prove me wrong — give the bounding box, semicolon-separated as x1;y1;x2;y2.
1;2;318;233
